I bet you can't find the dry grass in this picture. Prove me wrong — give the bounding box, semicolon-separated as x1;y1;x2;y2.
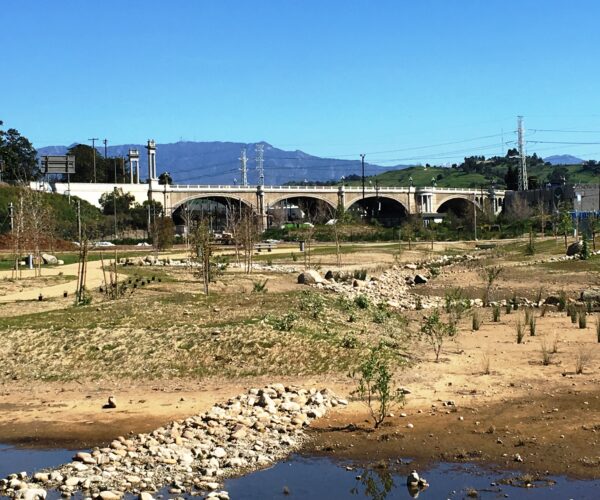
575;348;592;375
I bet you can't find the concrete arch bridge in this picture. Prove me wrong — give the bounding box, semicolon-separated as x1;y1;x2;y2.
153;181;505;228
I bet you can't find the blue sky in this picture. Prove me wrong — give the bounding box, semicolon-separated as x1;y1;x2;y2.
2;0;600;165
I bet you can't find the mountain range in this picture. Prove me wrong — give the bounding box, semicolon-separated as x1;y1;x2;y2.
37;141;587;185
543;154;584;165
37;141;403;185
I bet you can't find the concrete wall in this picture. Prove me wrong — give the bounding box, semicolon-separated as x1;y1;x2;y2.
31;181;150;208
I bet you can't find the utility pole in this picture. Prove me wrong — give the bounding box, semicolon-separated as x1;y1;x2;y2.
113;158;118;240
360;154;366;206
255;144;264;186
473;194;478;241
89;138;99;182
239;148;248;187
103;139;108;158
517;116;528;191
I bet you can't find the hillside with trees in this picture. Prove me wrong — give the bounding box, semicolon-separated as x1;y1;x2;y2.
344;150;600;189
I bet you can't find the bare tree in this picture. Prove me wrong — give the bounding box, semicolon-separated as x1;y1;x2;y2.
190;218;213;294
238;211;259;273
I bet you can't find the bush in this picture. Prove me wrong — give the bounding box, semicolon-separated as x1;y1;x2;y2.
299;290;325;319
272;312;298;331
373;305;391;324
353;268;368;280
252;279;268;293
351;344;404;428
492;306;500;322
420;309;456;362
558;291;567;312
340;333;358;349
354;294;370;309
472;310;481;331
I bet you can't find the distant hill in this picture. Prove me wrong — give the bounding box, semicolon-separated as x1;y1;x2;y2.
544;154;584;165
37;141;405;185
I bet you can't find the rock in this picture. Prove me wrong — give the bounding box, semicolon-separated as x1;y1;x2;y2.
18;488;47;500
57;260;65;265
407;470;420;486
211;447;227;459
324;270;335;280
414;274;428;284
566;241;583;256
544;295;561;305
297;270;323;285
405;264;418;270
41;253;58;265
138;493;154;500
581;288;600;303
96;491;122;500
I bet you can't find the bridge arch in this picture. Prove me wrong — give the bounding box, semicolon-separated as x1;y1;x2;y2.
346;195;409;226
170;194;256;232
267;194;337;210
436;196;482;217
171;194;255;213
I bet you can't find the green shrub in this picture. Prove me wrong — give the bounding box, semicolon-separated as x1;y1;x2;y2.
351;344;404;428
252;279;268;293
354;294;370;309
299;290;325;319
271;312;298;331
353;268;368;280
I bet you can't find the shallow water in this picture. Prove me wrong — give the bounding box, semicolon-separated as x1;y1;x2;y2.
225;455;600;499
1;445;599;499
0;444;73;478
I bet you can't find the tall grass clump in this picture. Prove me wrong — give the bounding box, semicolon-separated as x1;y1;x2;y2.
492;305;500;323
557;291;567;312
578;310;587;329
472;310;482;331
575;348;592;374
540;339;552;366
516;318;525;344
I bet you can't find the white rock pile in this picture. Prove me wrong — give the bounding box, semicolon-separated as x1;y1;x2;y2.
0;385;346;500
314;254;478;310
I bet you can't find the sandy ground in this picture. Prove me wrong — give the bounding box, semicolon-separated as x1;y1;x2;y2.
0;310;598;477
0;239;598;480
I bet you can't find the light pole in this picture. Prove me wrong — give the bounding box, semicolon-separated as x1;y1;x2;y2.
89;138;99;182
360;154;366;204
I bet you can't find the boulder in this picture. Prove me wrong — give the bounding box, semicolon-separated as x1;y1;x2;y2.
414;274;428;284
566;241;583;256
297;270;323;285
41;253;58;265
581;288;600;303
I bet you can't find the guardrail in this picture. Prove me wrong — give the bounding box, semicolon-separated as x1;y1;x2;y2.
168;184;505;194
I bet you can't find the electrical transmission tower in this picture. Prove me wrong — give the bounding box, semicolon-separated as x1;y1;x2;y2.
255;144;264;186
517;116;528;191
239;148;248;187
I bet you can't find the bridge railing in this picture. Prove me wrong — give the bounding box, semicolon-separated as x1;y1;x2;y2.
168;184;505;195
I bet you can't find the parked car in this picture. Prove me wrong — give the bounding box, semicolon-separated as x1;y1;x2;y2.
94;241;115;247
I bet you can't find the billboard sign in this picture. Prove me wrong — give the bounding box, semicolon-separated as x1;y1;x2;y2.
41;155;75;174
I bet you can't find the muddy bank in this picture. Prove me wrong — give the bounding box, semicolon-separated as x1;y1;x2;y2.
305;389;600;479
